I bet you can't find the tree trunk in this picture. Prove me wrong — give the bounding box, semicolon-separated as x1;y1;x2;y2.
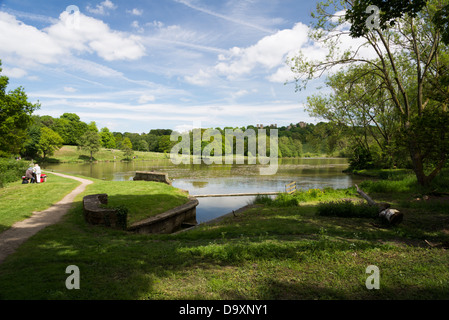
355;184;403;225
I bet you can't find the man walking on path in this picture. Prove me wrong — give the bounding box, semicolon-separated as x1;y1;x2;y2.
0;172;93;264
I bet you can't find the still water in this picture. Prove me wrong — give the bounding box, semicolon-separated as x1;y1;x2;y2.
43;158;364;223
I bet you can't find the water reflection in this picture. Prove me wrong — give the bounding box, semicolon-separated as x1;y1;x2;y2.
44;158;363;223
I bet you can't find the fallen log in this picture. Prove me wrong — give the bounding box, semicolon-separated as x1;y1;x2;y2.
355;184;403;225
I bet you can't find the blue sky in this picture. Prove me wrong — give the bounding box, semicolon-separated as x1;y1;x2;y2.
0;0;331;133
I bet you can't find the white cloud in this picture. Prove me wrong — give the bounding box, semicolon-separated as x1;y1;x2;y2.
63;87;78;92
138;94;156;104
0;10;146;70
86;0;117;15
0;12;66;65
184;69;214;86
49;11;146;61
2;67;28;78
214;22;310;81
128;8;143;16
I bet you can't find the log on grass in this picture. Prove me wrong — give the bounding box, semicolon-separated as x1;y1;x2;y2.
355;184;403;225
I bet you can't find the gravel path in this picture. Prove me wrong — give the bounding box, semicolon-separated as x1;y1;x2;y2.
0;172;92;264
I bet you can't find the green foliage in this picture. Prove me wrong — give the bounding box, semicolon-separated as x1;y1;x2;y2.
316;200;379;218
102;205;128;230
345;0;427;38
254;187;357;207
99;127;116;149
121;137;134;160
0;158;28;188
77;131;101;161
21;124;42;159
37;127;63;159
348;145;374;170
0;60;40;156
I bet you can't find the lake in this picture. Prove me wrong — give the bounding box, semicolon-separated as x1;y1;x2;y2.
43;158;365;223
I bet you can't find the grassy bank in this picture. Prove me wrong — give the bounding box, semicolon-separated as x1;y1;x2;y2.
46;145;168;163
44;145;342;164
0;172;81;233
0;169;448;299
83;178;190;225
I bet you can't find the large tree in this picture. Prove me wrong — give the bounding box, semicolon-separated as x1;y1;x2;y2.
290;0;449;185
0;60;40;157
38;127;63;160
77;130;101;161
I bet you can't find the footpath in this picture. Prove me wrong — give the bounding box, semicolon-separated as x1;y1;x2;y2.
0;172;92;264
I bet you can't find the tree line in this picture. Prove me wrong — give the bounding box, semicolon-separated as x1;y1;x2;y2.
17;113;351;160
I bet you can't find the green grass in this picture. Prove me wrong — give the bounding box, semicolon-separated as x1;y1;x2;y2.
0;169;448;300
0;172;81;233
46;145;168;163
83;179;190;225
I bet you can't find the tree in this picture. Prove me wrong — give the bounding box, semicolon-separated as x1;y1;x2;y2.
121;137;133;160
99;127;116;149
87;121;98;132
57;113;89;145
78;131;101;161
37;127;63;160
157;135;175;153
136;139;149;152
306;63;404;167
22;123;42;159
0;60;40;157
345;0;449;45
290;0;449;185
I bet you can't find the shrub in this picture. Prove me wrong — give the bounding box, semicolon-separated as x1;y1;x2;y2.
316;200;379;218
0;159;29;188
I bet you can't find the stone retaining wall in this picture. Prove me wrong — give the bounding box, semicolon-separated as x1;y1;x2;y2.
83;194;126;229
133;171;172;185
127;197;199;234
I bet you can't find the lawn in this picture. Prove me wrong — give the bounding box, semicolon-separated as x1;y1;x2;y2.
0;169;448;300
0;172;80;233
83;178;190;225
48;145;168;163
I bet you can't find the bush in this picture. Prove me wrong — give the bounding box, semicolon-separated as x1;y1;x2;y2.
316;200;379;218
348;145;374;171
253;187;358;207
0;158;29;188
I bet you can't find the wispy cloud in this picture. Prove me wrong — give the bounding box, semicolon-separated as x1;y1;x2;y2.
174;0;275;34
86;0;117;15
0;7;58;24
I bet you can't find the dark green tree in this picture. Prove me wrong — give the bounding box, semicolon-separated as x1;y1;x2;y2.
0;60;40;157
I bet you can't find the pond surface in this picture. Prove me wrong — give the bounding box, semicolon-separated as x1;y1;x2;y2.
43;158;365;223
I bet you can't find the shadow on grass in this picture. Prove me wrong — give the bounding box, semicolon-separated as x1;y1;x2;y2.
0;197;449;300
78;155;95;161
40;157;61;164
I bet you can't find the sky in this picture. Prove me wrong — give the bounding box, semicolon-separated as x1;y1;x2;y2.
0;0;338;134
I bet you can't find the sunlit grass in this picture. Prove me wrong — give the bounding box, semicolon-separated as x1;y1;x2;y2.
0;169;449;300
0;172;80;232
83;179;190;225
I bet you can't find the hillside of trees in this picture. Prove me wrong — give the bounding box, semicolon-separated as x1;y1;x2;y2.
19;113;351;160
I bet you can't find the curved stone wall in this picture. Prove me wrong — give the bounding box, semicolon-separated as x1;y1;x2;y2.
83;194;199;234
83;194;126;229
127;197;199;234
133;171;172;185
